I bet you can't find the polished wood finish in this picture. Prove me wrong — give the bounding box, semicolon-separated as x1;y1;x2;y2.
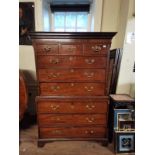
38;114;107;126
19;70;28;121
38;68;106;82
30;32;116;39
30;32;116;147
37;100;108;114
40;82;106;96
35;44;59;55
37;56;107;68
39;126;106;138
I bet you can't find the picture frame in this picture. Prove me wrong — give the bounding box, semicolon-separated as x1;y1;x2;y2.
114;131;135;153
19;2;35;45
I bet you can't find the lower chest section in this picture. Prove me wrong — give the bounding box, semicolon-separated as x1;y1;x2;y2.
37;97;109;139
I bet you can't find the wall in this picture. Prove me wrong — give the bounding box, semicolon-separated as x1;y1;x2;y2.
116;18;135;96
42;0;51;31
100;0;135;96
115;0;135;97
101;0;120;32
90;0;103;31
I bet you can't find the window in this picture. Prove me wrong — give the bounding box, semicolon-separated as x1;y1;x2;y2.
50;2;91;32
53;12;89;32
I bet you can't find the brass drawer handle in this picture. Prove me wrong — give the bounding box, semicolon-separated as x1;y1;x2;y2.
70;83;75;87
84;86;94;92
70;69;74;73
44;47;51;52
92;45;102;52
85;59;95;64
50;104;60;110
70;102;75;109
85;130;94;134
86;117;95;123
52;130;62;134
51;85;60;91
48;73;60;78
51;117;60;121
68;47;76;52
84;72;94;78
50;58;59;64
86;104;95;110
103;44;107;48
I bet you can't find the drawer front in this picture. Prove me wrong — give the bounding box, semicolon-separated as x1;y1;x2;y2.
38;114;107;126
38;69;106;82
83;43;110;55
34;44;59;55
60;44;83;55
37;56;107;68
39;127;106;138
40;83;106;96
38;100;108;114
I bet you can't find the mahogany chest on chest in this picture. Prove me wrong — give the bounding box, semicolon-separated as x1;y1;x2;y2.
30;32;116;147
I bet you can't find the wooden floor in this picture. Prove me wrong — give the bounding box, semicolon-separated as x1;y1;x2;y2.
19;125;134;155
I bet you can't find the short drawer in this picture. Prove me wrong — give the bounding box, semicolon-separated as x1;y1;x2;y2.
83;43;110;55
34;44;59;55
40;83;106;96
38;68;106;82
59;44;83;55
37;56;107;68
37;100;108;114
38;114;107;126
39;126;106;138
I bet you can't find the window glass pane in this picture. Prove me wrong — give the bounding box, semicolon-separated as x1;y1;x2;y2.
55;28;64;32
77;13;88;28
65;28;76;32
54;12;65;28
66;12;76;28
53;12;88;32
77;28;87;32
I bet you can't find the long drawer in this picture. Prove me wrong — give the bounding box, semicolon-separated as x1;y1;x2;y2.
37;100;108;114
38;114;107;126
38;68;106;82
40;83;106;96
37;56;107;68
39;126;106;138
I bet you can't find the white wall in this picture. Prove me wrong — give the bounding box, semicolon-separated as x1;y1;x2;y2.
100;0;135;96
90;0;103;31
19;46;36;81
101;0;120;32
116;18;135;97
42;0;51;31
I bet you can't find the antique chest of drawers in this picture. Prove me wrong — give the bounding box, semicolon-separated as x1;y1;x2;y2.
30;32;116;147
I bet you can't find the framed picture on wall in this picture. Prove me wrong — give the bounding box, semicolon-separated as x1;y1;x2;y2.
19;2;35;45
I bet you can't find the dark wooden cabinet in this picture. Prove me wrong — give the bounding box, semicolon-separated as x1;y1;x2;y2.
30;32;116;147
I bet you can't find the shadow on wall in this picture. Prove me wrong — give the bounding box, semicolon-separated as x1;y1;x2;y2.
20;70;38;116
22;70;36;84
130;83;135;98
